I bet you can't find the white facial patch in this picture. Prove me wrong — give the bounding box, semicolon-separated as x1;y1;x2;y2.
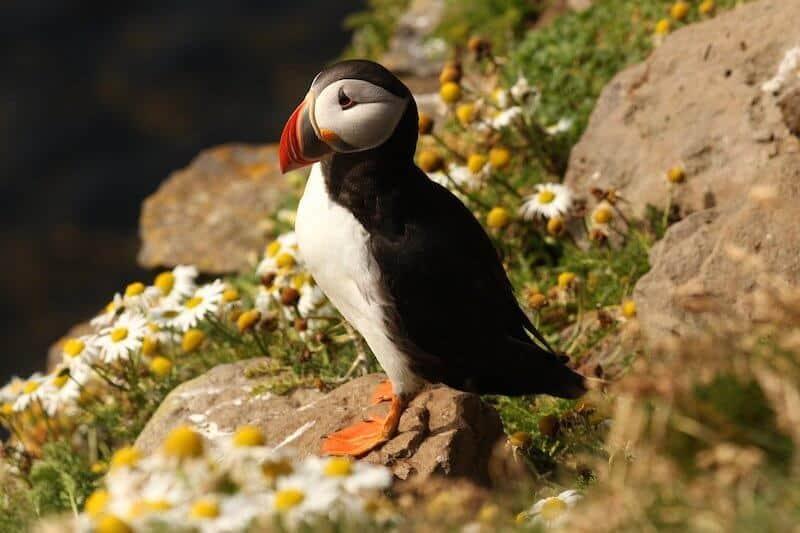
313;79;407;151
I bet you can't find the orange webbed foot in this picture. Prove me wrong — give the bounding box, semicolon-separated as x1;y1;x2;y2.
321;394;404;457
371;380;394;405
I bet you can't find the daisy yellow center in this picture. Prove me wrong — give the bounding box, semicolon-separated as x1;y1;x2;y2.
324;457;353;477
233;425;266;447
539;497;568;521
163;426;204;458
96;515;132;533
125;282;145;297
222;288;239;302
537;190;556;204
85;489;109;517
274;489;305;511
467;154;488;174
262;459;294;480
1;403;14;415
23;381;40;395
110;327;128;343
291;273;310;289
154;272;175;294
185;296;203;309
266;241;281;258
128;499;172;518
63;338;85;357
275;253;295;269
190;499;219;519
110;446;141;469
52;374;69;388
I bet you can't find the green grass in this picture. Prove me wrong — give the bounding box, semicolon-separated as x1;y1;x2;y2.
508;0;748;147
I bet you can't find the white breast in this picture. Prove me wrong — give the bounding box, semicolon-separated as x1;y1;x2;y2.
295;164;422;395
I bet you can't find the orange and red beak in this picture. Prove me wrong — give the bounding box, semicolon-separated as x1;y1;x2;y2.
279;91;332;173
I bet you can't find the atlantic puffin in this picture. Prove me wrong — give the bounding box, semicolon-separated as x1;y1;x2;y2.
279;59;586;457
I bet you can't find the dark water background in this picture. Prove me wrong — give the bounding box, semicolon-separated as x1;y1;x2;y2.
0;0;363;381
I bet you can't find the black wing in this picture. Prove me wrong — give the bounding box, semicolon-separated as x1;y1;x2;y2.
369;169;585;398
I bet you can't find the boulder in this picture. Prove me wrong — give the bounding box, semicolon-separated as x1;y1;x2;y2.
381;0;446;83
138;144;290;273
634;157;800;339
564;0;800;219
136;359;505;485
560;0;800;339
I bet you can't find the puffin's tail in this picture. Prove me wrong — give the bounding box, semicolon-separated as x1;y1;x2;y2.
473;337;586;398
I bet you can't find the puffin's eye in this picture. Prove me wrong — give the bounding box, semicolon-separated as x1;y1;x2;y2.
338;87;355;110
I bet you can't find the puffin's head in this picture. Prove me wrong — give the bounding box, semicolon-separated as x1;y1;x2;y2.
279;60;415;173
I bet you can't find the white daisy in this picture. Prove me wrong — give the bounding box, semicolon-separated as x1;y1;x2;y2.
490;87;510;109
519;183;573;220
187;493;270;533
509;74;537;103
172;280;225;331
147;265;199;305
60;335;99;365
527;489;582;528
0;377;26;405
491;106;523;129
96;312;148;363
12;373;47;412
447;164;484;190
90;293;124;329
301;456;392;494
39;367;84;416
268;472;342;528
257;233;300;278
545;117;574;136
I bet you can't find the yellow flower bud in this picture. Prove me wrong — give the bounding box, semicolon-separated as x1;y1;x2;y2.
547;216;565;236
670;1;689;21
557;272;576;289
439;82;462;104
655;18;671;35
508;431;532;448
699;0;715;15
142;336;158;356
236;309;261;333
592;206;613;224
667;166;685;183
467;153;487;174
149;356;173;378
222;288;240;303
418;112;434;135
417;150;444;173
622;299;637;318
455;103;476;125
486;207;510;229
181;329;205;353
488;146;511;169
